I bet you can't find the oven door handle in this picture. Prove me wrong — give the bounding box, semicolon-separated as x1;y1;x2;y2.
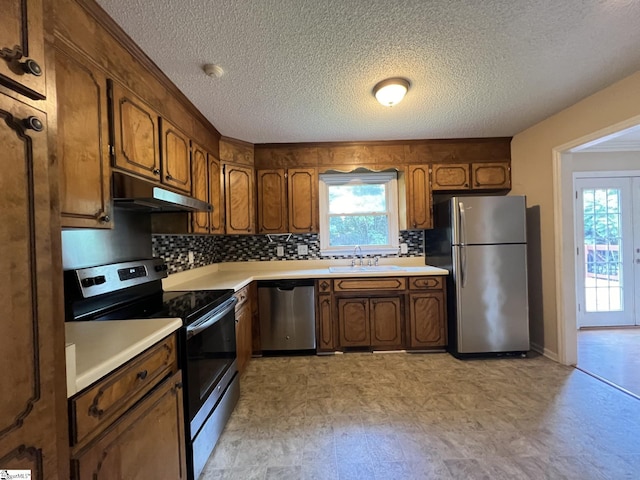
186;296;238;339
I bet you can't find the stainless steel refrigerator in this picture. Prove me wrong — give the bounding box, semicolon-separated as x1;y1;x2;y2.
426;195;530;356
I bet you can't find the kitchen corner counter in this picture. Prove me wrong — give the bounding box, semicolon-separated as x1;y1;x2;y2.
163;258;449;292
65;318;182;397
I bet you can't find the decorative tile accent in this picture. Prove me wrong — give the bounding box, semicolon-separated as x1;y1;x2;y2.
152;234;217;274
153;230;425;274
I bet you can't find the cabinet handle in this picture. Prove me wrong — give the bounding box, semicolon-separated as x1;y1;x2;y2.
166;174;173;181
153;168;160;175
136;370;148;380
100;215;111;223
22;116;43;132
20;58;42;77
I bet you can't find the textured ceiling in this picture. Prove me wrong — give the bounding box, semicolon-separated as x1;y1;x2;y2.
95;0;640;144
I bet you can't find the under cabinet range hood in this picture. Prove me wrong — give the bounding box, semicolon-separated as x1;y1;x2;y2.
112;172;212;212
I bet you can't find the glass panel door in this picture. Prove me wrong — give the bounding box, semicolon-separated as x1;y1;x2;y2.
575;177;636;327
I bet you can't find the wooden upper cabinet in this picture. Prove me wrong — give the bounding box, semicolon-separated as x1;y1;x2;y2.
208;154;224;234
257;169;287;233
406;165;432;230
191;143;209;233
1;92;66;478
0;0;46;99
432;163;470;190
161;119;191;193
471;162;511;189
55;46;112;228
288;168;317;233
110;81;161;182
224;163;255;234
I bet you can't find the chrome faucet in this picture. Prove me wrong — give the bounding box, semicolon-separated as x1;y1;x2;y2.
352;245;363;266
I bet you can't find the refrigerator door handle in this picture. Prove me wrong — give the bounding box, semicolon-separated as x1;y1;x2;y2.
460;243;467;288
458;201;467;246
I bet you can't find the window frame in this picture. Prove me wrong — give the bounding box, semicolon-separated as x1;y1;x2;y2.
318;172;400;256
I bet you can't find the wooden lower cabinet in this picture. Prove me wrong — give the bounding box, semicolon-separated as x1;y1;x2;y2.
370;297;403;348
316;294;334;351
337;296;402;348
71;371;186;480
235;284;254;374
408;292;447;348
337;298;370;347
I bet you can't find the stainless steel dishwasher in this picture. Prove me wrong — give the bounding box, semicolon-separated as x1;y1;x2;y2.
257;279;316;352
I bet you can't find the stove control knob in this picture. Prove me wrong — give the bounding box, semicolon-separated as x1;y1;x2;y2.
94;275;106;285
81;277;95;288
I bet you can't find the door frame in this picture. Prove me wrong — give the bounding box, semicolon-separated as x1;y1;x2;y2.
553;115;640;365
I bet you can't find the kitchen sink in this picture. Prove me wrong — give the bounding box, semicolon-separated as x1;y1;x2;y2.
328;265;405;273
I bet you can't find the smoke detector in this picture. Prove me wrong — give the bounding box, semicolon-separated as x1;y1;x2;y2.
203;64;224;78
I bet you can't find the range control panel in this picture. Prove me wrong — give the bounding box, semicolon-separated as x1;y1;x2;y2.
70;258;169;299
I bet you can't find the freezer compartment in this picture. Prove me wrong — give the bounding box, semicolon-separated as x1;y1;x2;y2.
258;279;316;351
452;244;530;354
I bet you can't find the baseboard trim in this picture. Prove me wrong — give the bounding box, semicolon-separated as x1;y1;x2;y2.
530;342;559;362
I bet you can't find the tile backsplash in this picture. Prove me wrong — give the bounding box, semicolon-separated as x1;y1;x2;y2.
152;230;424;274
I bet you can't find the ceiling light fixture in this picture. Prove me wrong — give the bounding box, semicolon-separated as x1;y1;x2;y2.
203;63;224;78
373;77;410;107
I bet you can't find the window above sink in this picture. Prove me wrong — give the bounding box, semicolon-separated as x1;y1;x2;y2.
319;172;400;256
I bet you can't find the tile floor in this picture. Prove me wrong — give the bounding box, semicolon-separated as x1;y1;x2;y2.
200;352;640;480
578;328;640;398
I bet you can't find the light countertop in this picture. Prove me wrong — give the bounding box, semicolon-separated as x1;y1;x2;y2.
163;258;449;292
65;318;182;397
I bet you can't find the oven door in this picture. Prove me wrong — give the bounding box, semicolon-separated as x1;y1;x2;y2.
184;296;238;437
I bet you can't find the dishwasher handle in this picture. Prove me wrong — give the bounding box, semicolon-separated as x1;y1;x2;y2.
257;279;315;289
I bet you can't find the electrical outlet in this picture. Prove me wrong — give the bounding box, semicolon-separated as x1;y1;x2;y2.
188;251;195;265
276;246;285;257
400;243;408;254
297;244;308;255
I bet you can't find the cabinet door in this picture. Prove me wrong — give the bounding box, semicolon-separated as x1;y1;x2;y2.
55;46;111;228
0;0;46;99
71;371;187;480
224;163;255;234
0;93;65;478
161;119;191;193
337;298;370;347
288;168;317;233
406;165;432;229
317;294;334;351
370;297;403;348
191;143;210;233
409;292;446;347
471;162;511;190
257;169;287;233
110;81;161;181
235;302;252;375
208;154;224;234
431;163;470;190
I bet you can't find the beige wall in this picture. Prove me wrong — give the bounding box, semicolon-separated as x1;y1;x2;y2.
511;70;640;357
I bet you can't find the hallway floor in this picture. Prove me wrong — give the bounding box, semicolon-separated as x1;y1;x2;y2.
578;327;640;398
200;352;640;479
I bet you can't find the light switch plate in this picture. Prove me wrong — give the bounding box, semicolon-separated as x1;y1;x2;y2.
276;246;285;257
400;243;408;254
297;244;308;255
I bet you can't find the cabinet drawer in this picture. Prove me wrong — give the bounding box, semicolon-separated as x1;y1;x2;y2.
235;284;250;309
70;334;177;448
409;276;443;290
334;277;406;292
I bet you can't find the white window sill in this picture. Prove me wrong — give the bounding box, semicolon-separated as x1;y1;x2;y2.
319;246;400;257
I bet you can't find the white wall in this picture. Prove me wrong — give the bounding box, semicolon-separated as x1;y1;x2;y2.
511;70;640;361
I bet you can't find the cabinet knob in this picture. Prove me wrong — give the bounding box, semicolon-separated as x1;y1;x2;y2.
165;174;173;181
136;370;148;380
464;183;469;187
175;381;183;389
153;168;160;175
22;116;43;132
21;58;42;77
100;214;111;223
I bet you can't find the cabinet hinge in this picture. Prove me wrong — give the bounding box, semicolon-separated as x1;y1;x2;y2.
109;145;115;157
222;164;226;175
